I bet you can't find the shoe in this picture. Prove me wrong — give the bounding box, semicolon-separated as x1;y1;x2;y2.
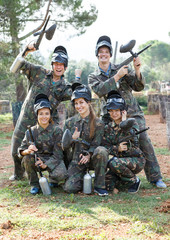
9;175;17;181
155;179;167;188
128;178;141;194
30;187;40;195
49;182;58;188
94;187;108;196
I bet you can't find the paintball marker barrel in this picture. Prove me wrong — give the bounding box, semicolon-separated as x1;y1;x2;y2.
115;43;152;71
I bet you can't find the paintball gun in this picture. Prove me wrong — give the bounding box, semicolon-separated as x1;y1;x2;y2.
10;15;56;73
114;40;152;71
118;118;150;144
28;125;51;195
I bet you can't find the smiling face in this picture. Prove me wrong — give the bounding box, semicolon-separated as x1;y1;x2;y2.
74;98;90;118
52;62;65;80
37;108;51;128
108;109;122;124
98;46;111;64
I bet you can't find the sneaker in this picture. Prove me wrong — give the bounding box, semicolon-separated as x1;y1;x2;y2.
30;187;40;195
155;179;167;188
94;187;108;196
49;182;58;188
9;175;17;181
128;178;141;194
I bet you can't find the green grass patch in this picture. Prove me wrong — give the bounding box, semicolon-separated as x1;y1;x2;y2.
0;113;13;123
155;148;170;155
0;176;169;239
0;130;13;149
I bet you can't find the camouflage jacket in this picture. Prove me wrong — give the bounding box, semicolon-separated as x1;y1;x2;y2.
64;114;104;162
88;64;145;118
102;119;144;158
19;61;73;123
18;123;64;171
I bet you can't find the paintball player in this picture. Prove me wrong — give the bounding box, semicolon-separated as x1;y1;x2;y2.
88;35;166;188
102;91;146;193
18;94;67;194
63;83;108;196
10;43;81;181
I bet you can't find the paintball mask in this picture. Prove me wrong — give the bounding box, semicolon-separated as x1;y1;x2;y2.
71;83;92;102
51;46;68;67
95;35;113;56
34;94;52;115
106;91;126;111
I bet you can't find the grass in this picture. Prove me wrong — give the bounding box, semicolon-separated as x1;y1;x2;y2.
0;113;13;123
0;173;169;239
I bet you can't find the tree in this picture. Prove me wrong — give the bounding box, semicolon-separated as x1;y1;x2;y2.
139;40;170;84
0;0;98;101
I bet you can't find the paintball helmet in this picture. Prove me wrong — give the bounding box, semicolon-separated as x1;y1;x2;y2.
106;91;126;111
71;83;92;102
34;94;52;115
51;45;68;67
95;35;113;56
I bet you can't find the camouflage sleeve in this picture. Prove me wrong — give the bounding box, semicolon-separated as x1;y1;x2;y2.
88;119;104;154
20;61;46;84
88;73;117;98
102;125;119;156
124;71;145;92
45;127;64;171
17;130;30;158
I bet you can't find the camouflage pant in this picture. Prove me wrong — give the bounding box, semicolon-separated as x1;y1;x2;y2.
106;155;146;190
135;116;162;182
11;117;36;179
64;146;108;193
22;155;67;188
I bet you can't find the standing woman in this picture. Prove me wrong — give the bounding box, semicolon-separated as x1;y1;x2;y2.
102;91;146;193
63;83;108;196
18;94;67;194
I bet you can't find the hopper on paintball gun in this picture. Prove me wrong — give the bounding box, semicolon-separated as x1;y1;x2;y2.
10;15;56;73
114;40;152;71
118;119;150;144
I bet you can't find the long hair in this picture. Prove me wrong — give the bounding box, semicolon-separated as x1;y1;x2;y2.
88;102;96;139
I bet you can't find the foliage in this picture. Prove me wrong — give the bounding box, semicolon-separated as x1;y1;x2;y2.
139;40;170;84
65;59;97;85
135;94;148;107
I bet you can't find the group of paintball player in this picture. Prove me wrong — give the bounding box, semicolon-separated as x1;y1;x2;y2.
9;35;166;196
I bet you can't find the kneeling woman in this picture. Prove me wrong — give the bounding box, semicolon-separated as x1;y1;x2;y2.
18;94;67;194
102;91;146;193
63;83;108;196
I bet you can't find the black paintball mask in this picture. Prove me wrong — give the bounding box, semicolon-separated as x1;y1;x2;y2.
95;35;113;57
34;94;52;115
51;45;68;67
71;83;92;102
106;91;126;111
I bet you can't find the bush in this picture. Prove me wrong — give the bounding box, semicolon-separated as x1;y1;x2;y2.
136;94;148;107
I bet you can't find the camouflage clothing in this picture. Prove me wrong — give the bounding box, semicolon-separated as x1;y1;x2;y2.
63;114;108;193
18;123;67;187
12;61;73;179
102;119;146;190
88;64;162;182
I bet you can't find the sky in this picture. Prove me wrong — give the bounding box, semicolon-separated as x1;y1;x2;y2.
30;0;170;63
